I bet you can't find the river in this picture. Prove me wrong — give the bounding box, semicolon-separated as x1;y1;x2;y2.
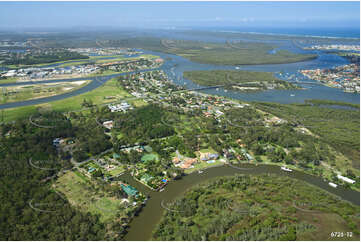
0;37;360;109
122;163;359;241
1;35;359;239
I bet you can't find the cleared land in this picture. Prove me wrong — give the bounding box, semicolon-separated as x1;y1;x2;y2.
54;171;128;223
0;80;90;104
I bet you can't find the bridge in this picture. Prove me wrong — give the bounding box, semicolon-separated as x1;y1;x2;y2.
288;81;323;86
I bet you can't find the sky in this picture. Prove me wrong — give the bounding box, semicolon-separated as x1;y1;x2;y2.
0;1;359;30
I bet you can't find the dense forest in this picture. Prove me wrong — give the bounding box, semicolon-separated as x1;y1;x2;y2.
0;112;108;240
0;109;133;240
153;174;359;241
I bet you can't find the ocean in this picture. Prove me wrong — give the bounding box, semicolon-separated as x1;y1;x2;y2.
203;26;360;39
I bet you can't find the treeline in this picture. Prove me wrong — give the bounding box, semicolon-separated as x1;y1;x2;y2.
0;111;108;240
253;102;360;167
305;99;360;109
3;49;88;65
111;104;175;146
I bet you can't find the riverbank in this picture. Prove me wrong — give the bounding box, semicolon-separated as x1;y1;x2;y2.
123;163;360;241
0;79;91;105
152;174;359;241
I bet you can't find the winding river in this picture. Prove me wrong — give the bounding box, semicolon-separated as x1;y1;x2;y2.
122;163;359;241
0;37;359;240
0;39;360;109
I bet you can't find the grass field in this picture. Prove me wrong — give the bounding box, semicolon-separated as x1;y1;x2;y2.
108;166;127;176
1;77;131;122
0;80;90;104
54;171;126;223
0;77;18;84
141;153;159;162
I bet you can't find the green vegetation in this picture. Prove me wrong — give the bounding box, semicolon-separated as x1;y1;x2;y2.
0;113;107;240
54;171;136;223
183;70;297;91
2;49;89;66
305;99;360;109
254;101;360;170
1;77;131;122
112;104;175;145
105;37;317;65
0;77;18;84
0;80;91;104
153;174;360;241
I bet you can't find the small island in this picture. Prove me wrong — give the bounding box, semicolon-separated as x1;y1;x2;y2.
183;70;299;92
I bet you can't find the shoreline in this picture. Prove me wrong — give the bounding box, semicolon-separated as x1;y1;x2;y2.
213;30;360;40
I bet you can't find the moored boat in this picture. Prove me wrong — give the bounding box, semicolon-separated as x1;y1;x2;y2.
281;166;293;172
328;182;338;188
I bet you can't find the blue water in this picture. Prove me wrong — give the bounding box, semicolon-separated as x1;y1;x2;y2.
207;26;360;39
0;30;359;109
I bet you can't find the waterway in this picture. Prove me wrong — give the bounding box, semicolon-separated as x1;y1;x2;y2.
122;163;360;241
0;36;359;109
0;34;358;239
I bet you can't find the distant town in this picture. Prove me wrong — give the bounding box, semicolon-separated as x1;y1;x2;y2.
304;44;360;52
300;63;360;93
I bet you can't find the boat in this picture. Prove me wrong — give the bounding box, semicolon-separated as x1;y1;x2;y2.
328;182;338;188
281;166;293;172
290;94;295;97
198;170;204;174
159;188;165;192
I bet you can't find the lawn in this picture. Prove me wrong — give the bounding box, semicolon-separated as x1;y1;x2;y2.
108;166;127;176
141;153;159;162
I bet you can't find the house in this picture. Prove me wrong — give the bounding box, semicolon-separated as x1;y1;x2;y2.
200;152;219;161
223;149;234;159
53;137;65;146
108;102;132;112
172;157;181;165
102;120;114;129
180;158;197;169
88;167;96;173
